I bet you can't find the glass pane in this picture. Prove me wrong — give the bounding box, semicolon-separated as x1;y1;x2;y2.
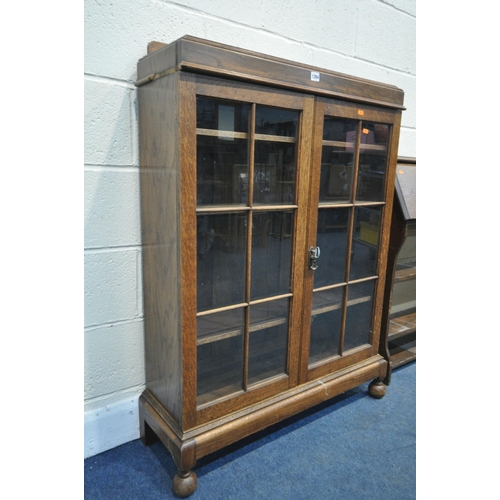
248;298;289;385
323;117;357;142
197;136;248;206
344;281;375;351
350;206;381;281
397;223;416;269
320;118;357;203
390;223;416;318
197;213;247;312
309;287;343;365
319;147;355;202
196;307;244;345
251;211;294;301
254;141;296;204
255;106;298;137
197;97;249;132
314;208;349;288
196;308;244;406
391;278;416;318
356;123;389;202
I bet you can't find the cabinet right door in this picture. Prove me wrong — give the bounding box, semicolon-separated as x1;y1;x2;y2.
301;100;402;382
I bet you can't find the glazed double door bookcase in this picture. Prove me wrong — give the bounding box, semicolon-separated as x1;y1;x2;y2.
194;88;395;411
137;36;404;497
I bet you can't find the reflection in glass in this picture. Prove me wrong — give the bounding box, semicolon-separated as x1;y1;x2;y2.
396;224;416;271
320;118;357;202
356;123;389;202
196;307;244;344
349;206;381;281
309;287;343;365
197;136;249;205
254;141;296;204
390;223;416;318
251;211;293;301
248;298;289;385
196;308;245;406
319;146;354;202
344;281;375;351
255;106;298;137
313;208;349;288
197;97;249;132
197;213;247;312
323;117;357;142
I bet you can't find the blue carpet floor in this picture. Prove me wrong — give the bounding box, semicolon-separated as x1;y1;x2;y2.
85;362;415;500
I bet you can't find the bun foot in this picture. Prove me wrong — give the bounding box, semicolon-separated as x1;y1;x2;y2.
172;470;197;498
368;378;386;399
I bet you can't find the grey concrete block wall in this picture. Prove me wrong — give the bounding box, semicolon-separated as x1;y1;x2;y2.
84;0;416;457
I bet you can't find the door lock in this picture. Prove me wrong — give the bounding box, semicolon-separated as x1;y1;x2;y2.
308;246;320;271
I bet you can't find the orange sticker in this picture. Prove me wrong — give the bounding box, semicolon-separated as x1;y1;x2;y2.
362;128;369;134
399;169;404;174
358;110;364;116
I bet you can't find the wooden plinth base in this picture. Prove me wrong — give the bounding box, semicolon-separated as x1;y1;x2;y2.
140;356;387;496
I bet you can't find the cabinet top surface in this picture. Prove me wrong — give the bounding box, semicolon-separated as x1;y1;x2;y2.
136;35;405;110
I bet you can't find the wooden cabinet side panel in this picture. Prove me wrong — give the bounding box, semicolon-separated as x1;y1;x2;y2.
139;73;183;425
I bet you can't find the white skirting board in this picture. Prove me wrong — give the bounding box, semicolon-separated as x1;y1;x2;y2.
84;396;140;458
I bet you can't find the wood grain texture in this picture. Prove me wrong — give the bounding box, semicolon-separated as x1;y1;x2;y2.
194;356;387;460
370;112;402;359
141;356;386;465
137;38;404;492
183;355;386;441
287;95;315;387
137;36;405;109
147;41;167;54
298;99;325;384
179;74;198;430
138;72;184;426
139;393;196;471
137;41;178;87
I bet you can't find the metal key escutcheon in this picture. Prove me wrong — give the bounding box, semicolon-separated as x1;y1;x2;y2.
308;246;320;271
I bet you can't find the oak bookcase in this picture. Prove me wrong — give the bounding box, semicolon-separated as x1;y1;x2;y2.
136;36;405;497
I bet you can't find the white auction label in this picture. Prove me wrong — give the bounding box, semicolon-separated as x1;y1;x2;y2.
311;71;320;82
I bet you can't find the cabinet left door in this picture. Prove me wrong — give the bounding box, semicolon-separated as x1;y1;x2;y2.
178;74;315;426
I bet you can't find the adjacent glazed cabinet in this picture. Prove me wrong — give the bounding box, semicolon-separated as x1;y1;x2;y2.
380;158;416;384
136;36;405;497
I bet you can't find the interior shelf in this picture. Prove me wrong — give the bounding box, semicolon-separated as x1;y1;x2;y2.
197;312;288;346
322;140;385;152
389;344;416;368
388;311;416;340
394;267;416;283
